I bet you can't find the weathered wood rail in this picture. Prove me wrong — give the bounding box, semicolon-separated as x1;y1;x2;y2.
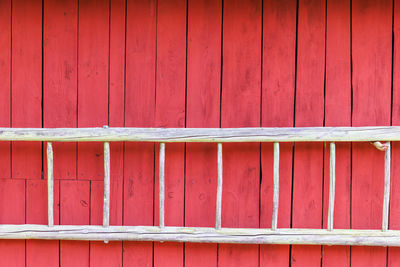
1;126;400;142
1;127;396;246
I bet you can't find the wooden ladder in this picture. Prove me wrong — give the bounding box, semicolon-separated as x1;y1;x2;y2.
0;126;397;246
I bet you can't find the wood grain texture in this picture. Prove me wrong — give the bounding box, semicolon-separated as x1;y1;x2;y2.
123;0;156;265
5;225;400;246
322;0;351;266
219;0;261;266
0;2;14;257
43;0;77;180
351;0;392;266
260;0;296;266
0;0;11;179
292;0;325;266
77;0;109;180
90;181;122;267
60;180;90;267
77;1;111;266
185;0;221;266
154;0;187;266
26;180;60;267
107;3;125;261
12;0;42;179
389;0;400;266
4;126;400;142
10;1;41;266
0;179;25;267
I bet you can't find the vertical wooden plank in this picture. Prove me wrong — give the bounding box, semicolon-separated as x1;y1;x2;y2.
39;1;78;265
351;1;392;267
91;1;125;265
60;180;90;267
260;0;296;266
76;0;109;266
389;0;400;265
219;0;261;267
12;0;42;179
291;0;325;266
77;0;109;180
185;0;221;265
91;181;122;226
322;0;351;266
90;181;123;267
43;0;77;179
0;180;25;267
0;0;11;179
123;0;156;266
26;180;60;267
154;0;186;266
11;0;41;265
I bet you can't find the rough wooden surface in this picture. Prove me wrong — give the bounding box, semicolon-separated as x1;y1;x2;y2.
260;1;296;266
351;1;393;267
383;143;391;231
123;0;156;265
159;143;166;228
0;225;399;246
215;143;223;229
47;142;54;227
327;142;336;231
103;142;110;228
271;142;279;231
0;126;400;142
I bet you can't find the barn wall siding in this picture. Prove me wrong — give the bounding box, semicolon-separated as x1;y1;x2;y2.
0;0;396;266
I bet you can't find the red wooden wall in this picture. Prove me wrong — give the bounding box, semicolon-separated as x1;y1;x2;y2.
0;0;397;266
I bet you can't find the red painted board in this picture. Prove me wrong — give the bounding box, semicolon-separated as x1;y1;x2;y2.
0;0;11;179
109;0;125;128
43;0;77;180
60;180;90;267
322;0;351;266
0;179;25;267
291;0;325;266
90;181;123;267
154;0;186;266
77;0;109;181
26;180;60;267
260;0;296;266
219;0;261;266
123;0;156;266
90;0;125;266
11;0;42;179
389;0;400;266
91;181;122;226
351;0;392;266
185;0;221;266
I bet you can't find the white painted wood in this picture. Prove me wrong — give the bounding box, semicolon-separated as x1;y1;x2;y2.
327;142;335;231
103;142;110;228
271;142;279;231
47;142;54;227
0;225;399;246
1;126;400;142
216;143;223;229
159;143;165;228
383;143;391;231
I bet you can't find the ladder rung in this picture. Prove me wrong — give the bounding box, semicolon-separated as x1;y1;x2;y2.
271;142;279;230
159;143;166;228
47;142;54;227
103;142;111;228
327;142;336;231
382;143;391;231
216;143;223;229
